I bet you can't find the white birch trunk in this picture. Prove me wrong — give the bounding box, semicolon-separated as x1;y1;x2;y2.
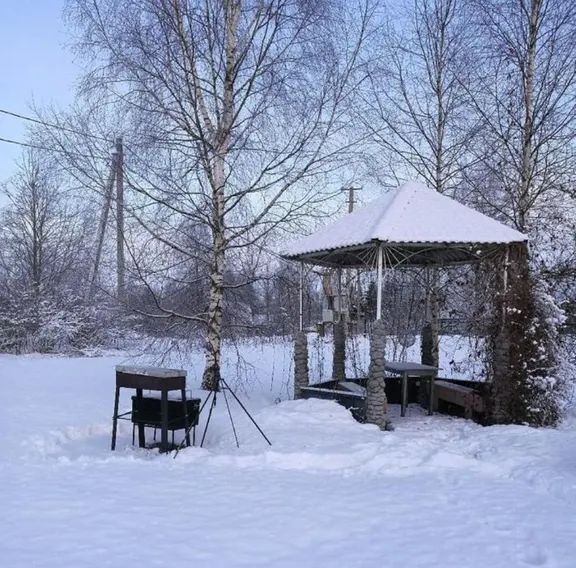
201;0;239;391
201;220;226;390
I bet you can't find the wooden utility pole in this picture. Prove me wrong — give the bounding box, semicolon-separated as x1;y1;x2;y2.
115;137;126;301
341;186;362;213
340;185;363;326
85;148;117;303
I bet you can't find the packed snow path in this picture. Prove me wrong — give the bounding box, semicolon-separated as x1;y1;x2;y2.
1;353;576;567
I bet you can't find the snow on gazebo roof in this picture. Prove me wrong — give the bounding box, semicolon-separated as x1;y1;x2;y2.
281;182;527;267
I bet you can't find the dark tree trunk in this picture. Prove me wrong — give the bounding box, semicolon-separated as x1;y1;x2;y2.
488;243;562;426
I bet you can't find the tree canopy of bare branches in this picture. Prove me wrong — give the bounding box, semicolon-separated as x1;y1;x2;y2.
65;0;374;388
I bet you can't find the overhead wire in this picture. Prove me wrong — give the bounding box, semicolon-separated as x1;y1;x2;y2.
0;106;116;162
0;107;111;143
0;107;306;265
1;110;303;309
0;134;110;162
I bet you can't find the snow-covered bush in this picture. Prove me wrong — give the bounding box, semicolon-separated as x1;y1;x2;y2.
0;292;126;354
519;279;572;425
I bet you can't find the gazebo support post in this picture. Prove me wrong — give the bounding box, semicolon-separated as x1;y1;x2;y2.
298;261;304;332
366;319;388;428
419;321;435;409
429;269;440;369
421;267;440;368
293;330;309;399
332;320;346;381
294;261;309;400
420;268;440;407
489;246;510;423
332;267;346;381
376;244;383;320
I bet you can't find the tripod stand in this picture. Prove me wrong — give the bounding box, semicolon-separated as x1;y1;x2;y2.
173;376;271;458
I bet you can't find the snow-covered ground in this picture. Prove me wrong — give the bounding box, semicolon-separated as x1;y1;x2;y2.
2;345;576;568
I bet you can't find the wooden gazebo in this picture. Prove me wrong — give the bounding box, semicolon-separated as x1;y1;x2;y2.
281;182;528;427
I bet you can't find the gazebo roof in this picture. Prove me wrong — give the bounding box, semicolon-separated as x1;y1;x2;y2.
281;182;527;267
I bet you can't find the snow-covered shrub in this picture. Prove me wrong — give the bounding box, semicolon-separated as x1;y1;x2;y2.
520;278;571;424
0;292;127;354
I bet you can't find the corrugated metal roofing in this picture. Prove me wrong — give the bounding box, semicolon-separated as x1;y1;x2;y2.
282;182;527;259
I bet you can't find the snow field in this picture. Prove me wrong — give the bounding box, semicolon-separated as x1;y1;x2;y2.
1;347;576;568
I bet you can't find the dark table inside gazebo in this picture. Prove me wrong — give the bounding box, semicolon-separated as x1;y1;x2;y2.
385;361;438;417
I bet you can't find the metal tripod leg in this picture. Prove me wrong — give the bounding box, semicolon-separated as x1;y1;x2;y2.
222;384;239;448
221;378;272;446
173;390;213;458
200;390;217;448
181;388;190;447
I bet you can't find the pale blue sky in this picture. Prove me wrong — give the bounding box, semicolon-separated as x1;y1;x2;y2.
0;0;79;182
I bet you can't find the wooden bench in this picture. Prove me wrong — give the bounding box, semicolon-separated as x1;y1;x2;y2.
434;380;484;419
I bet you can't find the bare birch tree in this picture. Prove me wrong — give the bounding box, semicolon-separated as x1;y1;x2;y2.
360;0;475;367
66;0;374;389
0;151;86;297
362;0;475;193
465;0;576;238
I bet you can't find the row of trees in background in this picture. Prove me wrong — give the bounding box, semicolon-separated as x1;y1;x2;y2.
0;1;575;400
0;152;122;352
0;152;309;351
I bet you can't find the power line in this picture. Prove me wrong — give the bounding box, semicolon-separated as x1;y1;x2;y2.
0;108;110;143
0;109;169;167
0;134;110;162
1;112;312;266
